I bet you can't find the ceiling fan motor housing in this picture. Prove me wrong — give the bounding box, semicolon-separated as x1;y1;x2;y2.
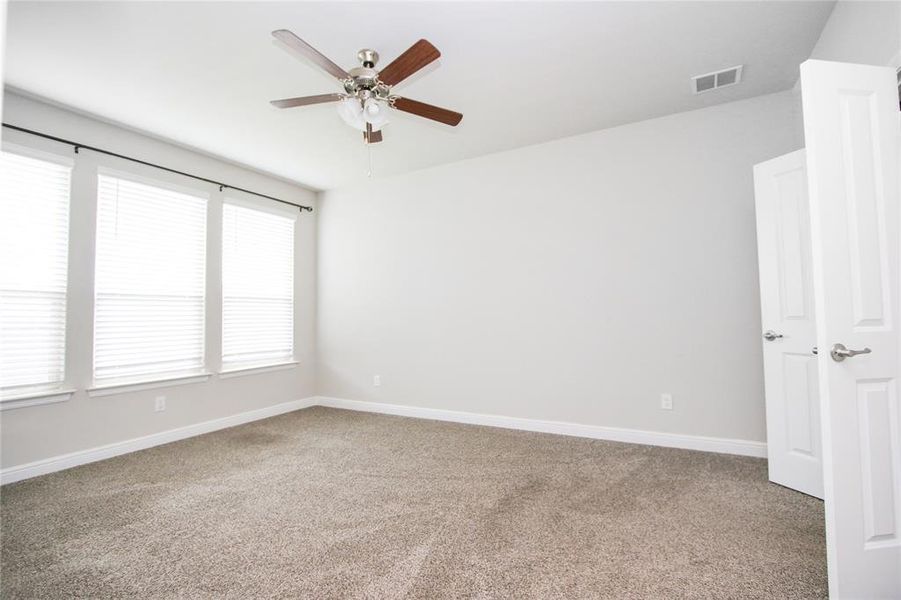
347;67;379;88
346;51;391;102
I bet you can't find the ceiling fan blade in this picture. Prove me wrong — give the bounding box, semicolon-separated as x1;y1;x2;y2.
270;93;344;109
391;97;462;126
378;39;440;87
272;29;350;81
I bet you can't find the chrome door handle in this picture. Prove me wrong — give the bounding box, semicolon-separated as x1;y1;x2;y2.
763;330;784;341
830;343;872;362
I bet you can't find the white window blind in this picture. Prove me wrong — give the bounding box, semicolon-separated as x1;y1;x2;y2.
94;174;207;382
0;149;72;396
222;201;295;370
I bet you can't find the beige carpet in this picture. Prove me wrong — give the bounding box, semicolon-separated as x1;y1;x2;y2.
1;406;826;599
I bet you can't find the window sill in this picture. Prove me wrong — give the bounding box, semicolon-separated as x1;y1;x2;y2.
219;361;299;379
0;389;76;411
88;372;212;397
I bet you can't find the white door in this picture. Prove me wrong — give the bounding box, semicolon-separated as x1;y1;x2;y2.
754;150;824;499
801;59;901;598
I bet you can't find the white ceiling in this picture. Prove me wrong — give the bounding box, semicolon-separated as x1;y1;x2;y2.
4;1;834;190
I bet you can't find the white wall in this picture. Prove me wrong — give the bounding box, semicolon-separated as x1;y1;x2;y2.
809;0;901;67
317;91;801;443
0;91;317;469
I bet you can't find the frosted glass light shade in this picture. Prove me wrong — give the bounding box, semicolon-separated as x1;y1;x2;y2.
337;98;366;131
363;99;389;129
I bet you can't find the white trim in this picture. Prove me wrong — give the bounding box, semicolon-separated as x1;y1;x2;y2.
219;361;299;379
96;165;212;199
0;396;317;484
223;194;299;220
88;373;212;397
313;396;768;458
0;395;767;485
0;390;76;411
1;141;75;167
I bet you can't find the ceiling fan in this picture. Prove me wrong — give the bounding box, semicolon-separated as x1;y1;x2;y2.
269;30;463;145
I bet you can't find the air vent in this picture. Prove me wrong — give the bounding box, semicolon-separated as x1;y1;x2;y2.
692;65;743;94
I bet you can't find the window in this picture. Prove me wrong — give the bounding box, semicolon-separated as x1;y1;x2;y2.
0;149;72;398
94;174;207;383
222;201;295;370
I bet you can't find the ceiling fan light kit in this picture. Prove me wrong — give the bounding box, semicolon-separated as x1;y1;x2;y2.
270;30;463;147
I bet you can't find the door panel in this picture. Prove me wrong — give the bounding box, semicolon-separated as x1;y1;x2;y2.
776;170;810;319
783;352;817;456
801;58;901;598
856;378;897;545
754;149;824;499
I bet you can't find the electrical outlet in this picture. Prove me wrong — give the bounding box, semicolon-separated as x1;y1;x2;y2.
660;393;673;410
154;396;166;412
373;375;381;387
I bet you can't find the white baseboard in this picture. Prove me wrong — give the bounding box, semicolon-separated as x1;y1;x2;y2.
2;395;766;484
314;396;767;458
0;397;318;485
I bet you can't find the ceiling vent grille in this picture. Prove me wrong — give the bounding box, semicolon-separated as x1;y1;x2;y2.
692;65;743;94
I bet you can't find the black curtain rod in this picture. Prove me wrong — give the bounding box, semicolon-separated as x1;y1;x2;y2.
2;123;313;212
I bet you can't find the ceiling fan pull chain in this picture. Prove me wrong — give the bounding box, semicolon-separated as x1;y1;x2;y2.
367;142;372;178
